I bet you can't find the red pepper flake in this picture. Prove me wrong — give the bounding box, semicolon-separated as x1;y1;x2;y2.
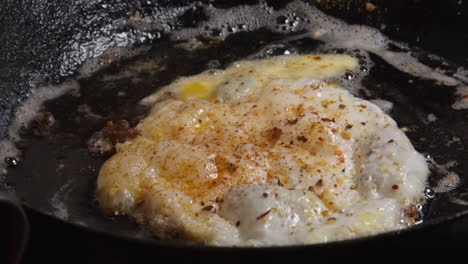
392;184;399;190
308;186;314;191
321;210;330;217
316;179;324;187
256;209;272;220
388;139;395;143
277;179;284;186
265;127;283;143
350;184;358;190
236;221;241;227
345;124;353;130
262;193;268;198
360;104;368;109
464;94;468;98
202;205;216;212
331;128;337;133
321;118;334;122
286;118;298;125
339;157;345;163
339;104;346;109
215;197;224;203
318;137;325;141
297;135;308;142
313;56;322;60
225;162;238;172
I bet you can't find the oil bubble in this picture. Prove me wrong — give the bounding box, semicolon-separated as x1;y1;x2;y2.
4;157;19;168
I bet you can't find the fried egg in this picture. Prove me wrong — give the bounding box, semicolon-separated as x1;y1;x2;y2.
97;54;429;246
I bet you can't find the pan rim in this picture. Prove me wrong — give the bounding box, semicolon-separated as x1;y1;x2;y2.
23;201;468;249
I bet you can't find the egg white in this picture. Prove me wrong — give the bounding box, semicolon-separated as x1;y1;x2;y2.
97;54;429;246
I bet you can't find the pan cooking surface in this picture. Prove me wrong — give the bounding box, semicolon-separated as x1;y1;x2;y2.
1;0;467;245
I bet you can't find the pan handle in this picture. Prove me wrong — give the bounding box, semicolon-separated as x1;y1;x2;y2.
0;187;29;264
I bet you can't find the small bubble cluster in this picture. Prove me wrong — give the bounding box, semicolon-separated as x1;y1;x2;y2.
256;43;297;58
274;13;307;33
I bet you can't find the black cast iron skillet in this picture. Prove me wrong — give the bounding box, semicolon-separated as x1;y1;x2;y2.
1;0;468;262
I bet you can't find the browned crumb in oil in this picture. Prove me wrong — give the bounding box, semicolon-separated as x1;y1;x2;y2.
365;2;377;12
30;111;56;136
127;10;141;25
403;204;419;225
103;120;141;144
88;120;141;154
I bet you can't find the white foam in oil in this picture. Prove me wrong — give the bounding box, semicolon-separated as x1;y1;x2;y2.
0;45;151;172
7;81;80;141
138;0;468;107
0;81;80;173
